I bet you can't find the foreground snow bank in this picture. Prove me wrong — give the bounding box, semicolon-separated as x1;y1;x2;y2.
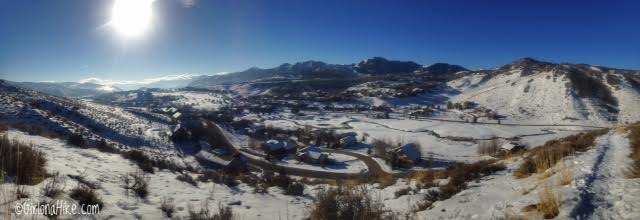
0;130;316;219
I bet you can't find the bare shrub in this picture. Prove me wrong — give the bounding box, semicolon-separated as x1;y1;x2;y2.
42;172;66;198
514;158;536;178
0;134;48;185
67;134;86;148
177;172;198;187
67;172;100;189
121;150;155;173
536;185;561;219
285;181;304;196
515;129;608;178
188;201;235;220
272;173;291;188
0;121;7;132
558;161;574;185
412;170;437;189
307;186;388;220
625;123;640;178
198;170;238;187
69;185;104;212
415;160;506;210
371;138;396;159
478;139;500;156
96;138;119;153
122;170;149;199
394;187;412;198
16;185;29;199
160;197;176;218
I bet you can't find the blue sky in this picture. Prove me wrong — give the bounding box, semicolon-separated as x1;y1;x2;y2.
1;0;639;82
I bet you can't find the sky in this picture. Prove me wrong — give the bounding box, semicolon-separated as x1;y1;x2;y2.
1;0;639;82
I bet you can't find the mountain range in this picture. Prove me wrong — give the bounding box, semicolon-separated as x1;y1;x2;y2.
188;57;469;88
3;57;638;108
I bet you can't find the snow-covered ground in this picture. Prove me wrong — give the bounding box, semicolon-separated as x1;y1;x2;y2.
278;153;368;174
152;91;227;111
0;130;317;220
257;113;587;163
0;130;444;219
416;129;640;220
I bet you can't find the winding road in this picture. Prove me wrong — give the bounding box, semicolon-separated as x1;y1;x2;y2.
205;121;392;180
203;115;605;180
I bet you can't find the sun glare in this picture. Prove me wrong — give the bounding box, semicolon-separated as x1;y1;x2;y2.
110;0;154;38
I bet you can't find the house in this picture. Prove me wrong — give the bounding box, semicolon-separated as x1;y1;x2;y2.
409;109;433;118
296;146;329;164
262;139;298;155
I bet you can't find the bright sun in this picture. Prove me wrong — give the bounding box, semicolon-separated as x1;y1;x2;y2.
110;0;154;37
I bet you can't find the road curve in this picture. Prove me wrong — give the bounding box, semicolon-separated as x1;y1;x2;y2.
207;121;393;180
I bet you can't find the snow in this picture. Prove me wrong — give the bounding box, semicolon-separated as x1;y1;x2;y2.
609;77;640;124
415;129;640;219
563;130;640;219
152;91;226;111
0;130;317;220
446;70;638;125
241;147;369;174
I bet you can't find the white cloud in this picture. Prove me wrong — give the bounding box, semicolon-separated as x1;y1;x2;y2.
77;73;226;90
79;74;193;85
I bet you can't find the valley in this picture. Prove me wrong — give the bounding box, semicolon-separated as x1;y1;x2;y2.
1;57;640;219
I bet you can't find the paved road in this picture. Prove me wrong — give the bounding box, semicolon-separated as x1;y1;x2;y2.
321;147;388;178
207;121;393;180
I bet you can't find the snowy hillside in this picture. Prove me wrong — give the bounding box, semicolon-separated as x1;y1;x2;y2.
448;59;640;125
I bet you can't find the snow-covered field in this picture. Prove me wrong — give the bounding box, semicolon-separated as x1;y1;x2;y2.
152;91;227;111
278;153;368;174
256;113;591;163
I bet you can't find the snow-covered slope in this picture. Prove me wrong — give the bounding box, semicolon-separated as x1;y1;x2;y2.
416;129;640;220
0;130;316;220
0;80;174;151
448;59;640;125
